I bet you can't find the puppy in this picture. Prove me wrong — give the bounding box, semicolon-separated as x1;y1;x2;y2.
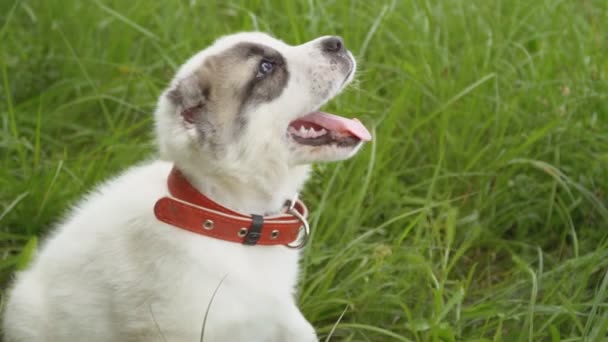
3;32;371;342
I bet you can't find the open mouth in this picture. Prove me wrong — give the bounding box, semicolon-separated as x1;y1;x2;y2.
288;112;372;148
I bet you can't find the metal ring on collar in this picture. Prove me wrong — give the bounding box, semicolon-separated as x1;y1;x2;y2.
285;206;310;249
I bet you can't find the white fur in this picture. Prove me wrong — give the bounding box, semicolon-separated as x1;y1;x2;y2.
3;32;359;342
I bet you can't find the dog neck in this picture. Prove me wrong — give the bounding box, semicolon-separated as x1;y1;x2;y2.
175;161;311;216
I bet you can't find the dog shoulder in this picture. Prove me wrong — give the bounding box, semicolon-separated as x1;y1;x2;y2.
30;160;173;266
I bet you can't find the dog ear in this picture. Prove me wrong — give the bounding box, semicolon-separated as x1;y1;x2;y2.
167;74;211;124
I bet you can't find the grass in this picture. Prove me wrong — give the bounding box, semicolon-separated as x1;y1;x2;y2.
1;0;607;340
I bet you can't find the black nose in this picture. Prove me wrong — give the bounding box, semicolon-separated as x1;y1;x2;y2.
321;36;345;54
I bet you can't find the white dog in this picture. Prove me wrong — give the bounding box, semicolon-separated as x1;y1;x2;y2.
3;32;371;342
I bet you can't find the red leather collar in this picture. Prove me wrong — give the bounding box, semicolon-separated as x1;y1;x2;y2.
154;167;308;247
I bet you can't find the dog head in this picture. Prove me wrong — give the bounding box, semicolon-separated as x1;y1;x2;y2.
154;32;371;198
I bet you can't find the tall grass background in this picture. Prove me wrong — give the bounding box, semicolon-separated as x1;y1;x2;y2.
1;0;607;340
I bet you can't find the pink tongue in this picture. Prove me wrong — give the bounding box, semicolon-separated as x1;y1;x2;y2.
297;112;372;141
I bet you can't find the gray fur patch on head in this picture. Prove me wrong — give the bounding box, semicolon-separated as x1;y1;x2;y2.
216;42;290;127
167;42;290;143
233;43;290;105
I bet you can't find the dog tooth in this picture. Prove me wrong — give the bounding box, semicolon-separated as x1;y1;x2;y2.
319;128;327;135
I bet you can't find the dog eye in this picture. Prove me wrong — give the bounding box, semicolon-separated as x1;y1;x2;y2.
256;60;274;78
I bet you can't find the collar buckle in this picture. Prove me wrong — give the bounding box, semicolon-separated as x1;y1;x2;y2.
242;214;263;246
